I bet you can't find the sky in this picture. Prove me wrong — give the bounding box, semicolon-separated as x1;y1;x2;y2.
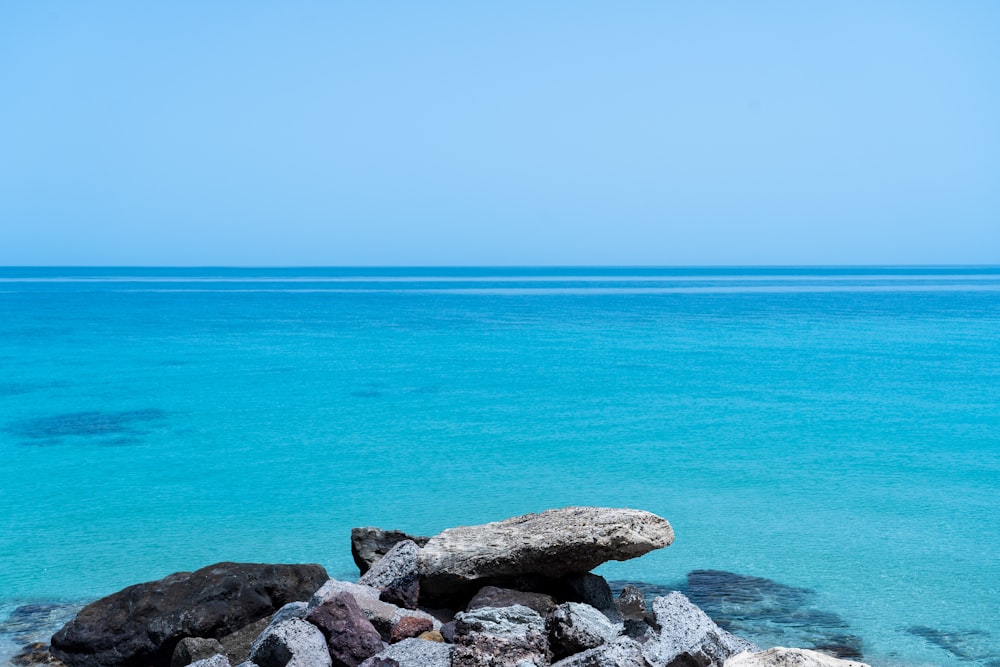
1;2;998;266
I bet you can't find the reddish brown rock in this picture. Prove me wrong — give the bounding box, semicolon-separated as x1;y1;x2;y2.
389;616;434;644
306;593;383;667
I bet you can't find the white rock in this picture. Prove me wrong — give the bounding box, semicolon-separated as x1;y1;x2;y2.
724;647;871;667
641;592;756;667
249;618;332;667
358;637;453;667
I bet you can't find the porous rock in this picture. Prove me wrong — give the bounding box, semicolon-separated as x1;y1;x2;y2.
11;642;67;666
452;604;551;667
723;648;871;667
616;587;647;621
308;580;440;638
305;592;383;667
352;528;430;575
358;638;452;667
358;540;420;609
418;508;673;603
218;617;272;666
548;602;621;659
468;586;557;616
389;616;433;643
171;638;226;667
563;574;622;623
50;562;329;667
249;618;331;667
641;592;756;667
551;637;651;667
188;657;230;667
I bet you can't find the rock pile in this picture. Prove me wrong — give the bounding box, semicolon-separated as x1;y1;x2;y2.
37;507;870;667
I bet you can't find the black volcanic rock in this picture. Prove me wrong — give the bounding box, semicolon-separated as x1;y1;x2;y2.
49;562;328;667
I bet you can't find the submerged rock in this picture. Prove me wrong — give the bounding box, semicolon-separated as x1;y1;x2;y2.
11;642;67;666
683;571;864;661
50;562;328;667
351;529;430;575
905;625;998;665
724;647;870;667
418;507;673;603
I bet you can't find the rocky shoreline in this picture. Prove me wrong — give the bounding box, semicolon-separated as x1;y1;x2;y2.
14;507;871;667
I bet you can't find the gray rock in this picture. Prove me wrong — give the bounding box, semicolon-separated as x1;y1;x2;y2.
306;592;384;667
419;508;673;603
468;586;557;616
552;637;651;667
172;638;227;667
188;657;231;667
233;662;259;667
50;562;329;667
564;574;622;624
616;587;647;621
358;541;420;610
249;618;332;667
352;528;430;575
548;602;621;659
641;593;756;667
219;617;272;666
309;580;439;639
358;638;453;667
723;648;871;667
270;602;308;626
452;604;551;667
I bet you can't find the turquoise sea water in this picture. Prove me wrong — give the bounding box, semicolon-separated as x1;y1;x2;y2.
1;267;998;666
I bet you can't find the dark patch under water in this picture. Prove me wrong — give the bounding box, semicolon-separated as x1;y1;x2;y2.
6;409;168;446
907;625;999;665
0;603;82;645
612;570;864;660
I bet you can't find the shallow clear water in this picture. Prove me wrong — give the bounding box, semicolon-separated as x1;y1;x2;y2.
1;267;998;666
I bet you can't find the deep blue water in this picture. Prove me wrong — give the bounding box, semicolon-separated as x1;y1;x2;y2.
1;267;998;666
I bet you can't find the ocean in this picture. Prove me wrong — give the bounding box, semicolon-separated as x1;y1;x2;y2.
1;267;998;666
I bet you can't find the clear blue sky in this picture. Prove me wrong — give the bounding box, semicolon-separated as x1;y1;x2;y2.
1;2;998;265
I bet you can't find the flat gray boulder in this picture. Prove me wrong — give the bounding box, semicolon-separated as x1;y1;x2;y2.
642;592;756;667
724;648;871;667
418;507;673;601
